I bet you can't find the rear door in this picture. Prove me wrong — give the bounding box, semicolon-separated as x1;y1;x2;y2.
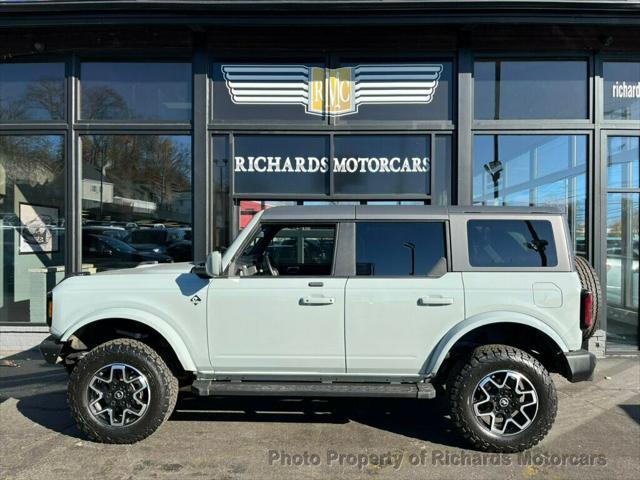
345;221;465;375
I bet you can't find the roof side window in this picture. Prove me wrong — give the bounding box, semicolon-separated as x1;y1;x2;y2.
467;219;558;268
356;222;447;276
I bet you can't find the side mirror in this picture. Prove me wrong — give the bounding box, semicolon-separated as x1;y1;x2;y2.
205;251;223;277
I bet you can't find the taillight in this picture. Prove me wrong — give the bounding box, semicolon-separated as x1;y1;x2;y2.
46;292;53;327
580;289;593;330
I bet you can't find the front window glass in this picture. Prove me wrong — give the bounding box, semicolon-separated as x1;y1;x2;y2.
0;63;65;121
356;222;446;276
0;135;65;324
467;220;558;268
234;224;336;276
474;60;588;120
80;62;192;121
81;135;192;271
472;134;587;256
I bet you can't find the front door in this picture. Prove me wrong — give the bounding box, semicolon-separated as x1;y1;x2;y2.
345;221;465;375
208;223;347;374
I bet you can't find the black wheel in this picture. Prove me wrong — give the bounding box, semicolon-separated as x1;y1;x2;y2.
68;338;178;444
449;344;557;453
575;255;602;340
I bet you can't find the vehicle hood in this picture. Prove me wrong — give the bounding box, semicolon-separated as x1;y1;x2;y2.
95;262;195;276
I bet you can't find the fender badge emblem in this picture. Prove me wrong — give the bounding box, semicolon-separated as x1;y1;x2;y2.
190;295;202;306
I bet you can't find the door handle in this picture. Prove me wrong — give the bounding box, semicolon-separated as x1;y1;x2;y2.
418;296;454;306
300;296;335;306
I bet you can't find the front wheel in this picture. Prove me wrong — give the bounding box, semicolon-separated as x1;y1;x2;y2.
68;338;178;444
449;344;557;452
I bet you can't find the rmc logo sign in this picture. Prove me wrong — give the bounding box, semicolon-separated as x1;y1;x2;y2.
221;64;443;117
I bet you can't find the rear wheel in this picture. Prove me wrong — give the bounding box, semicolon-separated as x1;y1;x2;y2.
575;255;602;340
449;344;557;453
68;338;178;443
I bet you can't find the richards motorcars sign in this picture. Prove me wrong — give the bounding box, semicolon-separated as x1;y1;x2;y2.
221;64;443;117
234;156;430;174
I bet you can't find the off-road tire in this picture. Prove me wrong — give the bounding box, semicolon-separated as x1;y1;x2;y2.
574;255;602;340
68;338;178;444
449;344;557;453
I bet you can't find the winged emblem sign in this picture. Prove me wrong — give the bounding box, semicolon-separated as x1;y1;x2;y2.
221;64;443;117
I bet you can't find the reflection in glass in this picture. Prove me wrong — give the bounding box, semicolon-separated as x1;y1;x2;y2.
474;60;588;119
81;135;192;271
606;135;639;351
212;136;231;249
608;137;639;189
605;193;639;351
0;63;65;121
238;200;297;229
80;63;192;121
0;136;65;323
603;61;640;121
472;135;587;256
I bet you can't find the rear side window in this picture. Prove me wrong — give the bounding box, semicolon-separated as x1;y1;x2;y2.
467;220;558;267
356;222;447;276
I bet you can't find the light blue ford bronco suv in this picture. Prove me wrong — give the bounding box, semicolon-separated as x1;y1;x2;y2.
40;206;599;451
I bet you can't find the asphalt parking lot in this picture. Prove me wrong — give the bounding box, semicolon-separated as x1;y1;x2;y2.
1;351;638;480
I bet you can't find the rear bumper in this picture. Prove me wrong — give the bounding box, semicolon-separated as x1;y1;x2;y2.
563;349;597;382
39;334;63;365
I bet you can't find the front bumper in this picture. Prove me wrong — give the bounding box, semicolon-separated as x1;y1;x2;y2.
39;334;64;365
563;349;597;382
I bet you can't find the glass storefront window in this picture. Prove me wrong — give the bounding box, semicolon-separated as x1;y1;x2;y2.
606;136;639;352
474;60;588;120
608;137;639;189
0;63;65;121
81;135;192;271
0;135;65;324
212;135;231;249
335;60;453;122
212;61;327;125
472;135;588;255
333;135;431;195
238;200;297;229
233;135;330;195
603;61;640;121
80;63;192;121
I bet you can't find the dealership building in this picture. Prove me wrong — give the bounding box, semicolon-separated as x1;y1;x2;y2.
0;0;638;354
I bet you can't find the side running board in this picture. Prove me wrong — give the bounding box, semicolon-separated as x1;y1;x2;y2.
191;380;436;399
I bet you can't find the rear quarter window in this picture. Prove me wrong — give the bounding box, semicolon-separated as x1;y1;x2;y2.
467;219;558;268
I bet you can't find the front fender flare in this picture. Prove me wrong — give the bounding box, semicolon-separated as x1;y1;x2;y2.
60;308;197;372
424;311;570;377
